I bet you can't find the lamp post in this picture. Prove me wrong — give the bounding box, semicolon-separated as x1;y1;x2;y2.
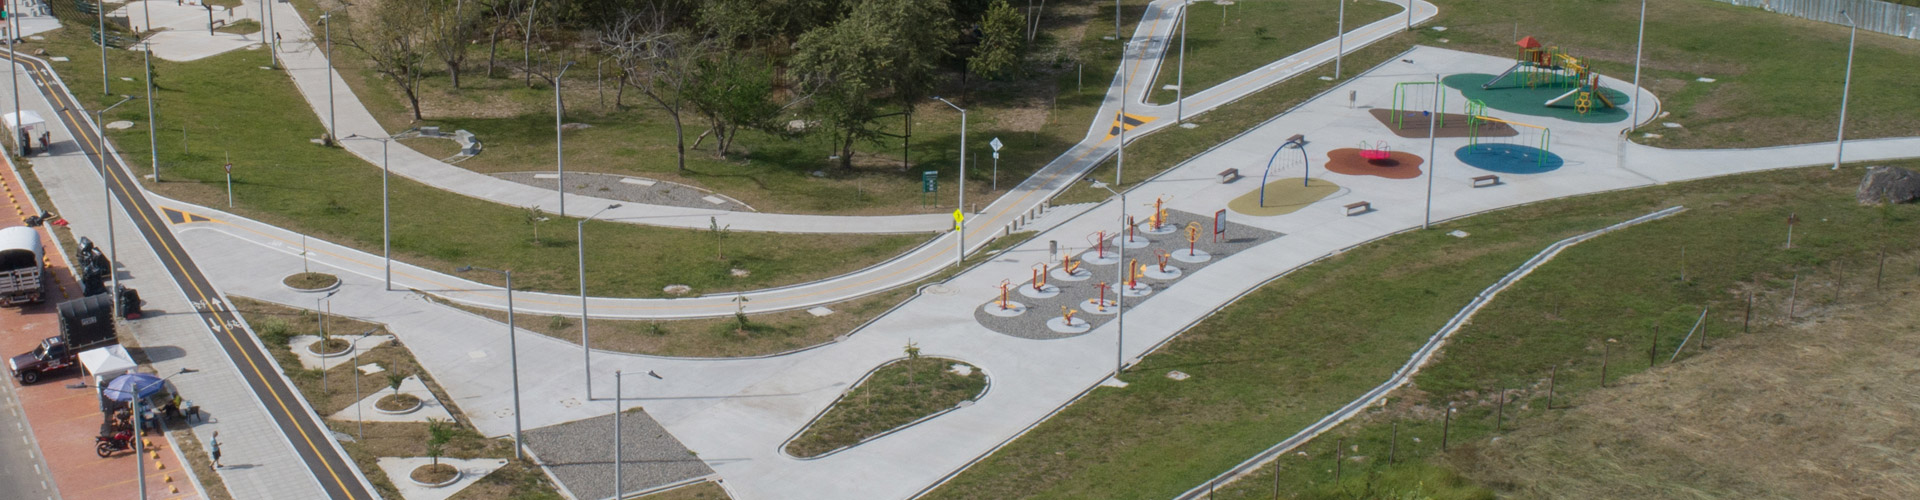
1834;10;1857;171
125;368;192;500
612;369;662;500
577;203;620;398
344;134;393;290
555;61;574;216
144;44;158;182
457;265;522;459
1176;0;1188;122
932;96;967;268
321;10;337;146
1087;179;1126;377
1335;0;1346;79
348;329;378;442
96;95;136;319
1422;73;1439;229
97;0;107;96
316;288;338;390
8;1;17;137
1629;0;1646;133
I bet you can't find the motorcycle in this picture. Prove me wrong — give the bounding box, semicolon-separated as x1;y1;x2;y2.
95;430;133;458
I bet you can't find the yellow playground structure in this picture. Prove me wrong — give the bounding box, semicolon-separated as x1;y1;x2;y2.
1481;36;1618;114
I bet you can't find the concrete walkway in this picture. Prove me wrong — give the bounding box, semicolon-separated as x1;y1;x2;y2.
173;43;1920;500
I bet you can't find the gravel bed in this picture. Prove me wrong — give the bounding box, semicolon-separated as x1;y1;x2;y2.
523;408;713;500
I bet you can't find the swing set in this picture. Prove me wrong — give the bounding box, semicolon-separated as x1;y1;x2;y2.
1467;115;1554;167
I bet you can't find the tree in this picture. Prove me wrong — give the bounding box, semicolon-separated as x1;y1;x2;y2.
708;216;731;259
687;54;781;158
425;418;454;466
523;205;549;244
903;340;922;386
427;0;477;89
792;0;955;169
968;0;1024;81
342;0;433;121
603;4;708;172
386;371;407;395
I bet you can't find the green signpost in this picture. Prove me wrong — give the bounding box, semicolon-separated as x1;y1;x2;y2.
922;170;938;206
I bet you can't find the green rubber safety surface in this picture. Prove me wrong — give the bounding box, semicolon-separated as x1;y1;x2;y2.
1442;73;1633;124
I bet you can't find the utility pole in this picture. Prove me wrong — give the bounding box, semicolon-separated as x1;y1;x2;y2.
555;62;573;217
145;45;157;182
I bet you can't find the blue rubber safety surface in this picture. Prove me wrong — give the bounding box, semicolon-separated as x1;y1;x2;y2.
1453;144;1565;174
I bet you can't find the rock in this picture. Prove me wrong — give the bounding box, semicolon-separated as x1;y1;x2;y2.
730;268;750;277
1857;166;1920;205
663;284;692;295
561;122;592;131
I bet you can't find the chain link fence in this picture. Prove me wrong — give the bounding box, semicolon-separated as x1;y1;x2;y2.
1713;0;1920;40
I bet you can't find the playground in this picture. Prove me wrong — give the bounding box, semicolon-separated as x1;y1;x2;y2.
1440;36;1633;124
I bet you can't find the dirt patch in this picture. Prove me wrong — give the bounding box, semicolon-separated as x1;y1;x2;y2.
1325;148;1425;179
1226;178;1341;217
412;463;459;484
1367;109;1514;139
1453;288;1920;499
309;338;351;356
284;272;339;290
376;393;420;412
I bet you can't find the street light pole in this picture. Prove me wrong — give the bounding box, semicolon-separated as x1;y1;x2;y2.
933;96;967;268
1629;0;1646;133
322;11;336;145
1089;179;1126;377
577;203;619;398
350;329;377;442
345;135;393;289
97;0;107;96
96;95;134;318
555;62;573;216
1834;10;1857;171
1422;73;1438;229
1335;0;1346;79
613;369;622;499
144;45;157;182
1176;1;1187;122
458;265;522;460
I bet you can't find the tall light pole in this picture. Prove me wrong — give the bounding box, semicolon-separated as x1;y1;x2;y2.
1114;0;1121;40
1422;74;1439;229
1335;0;1346;79
1088;179;1126;377
1629;0;1647;132
8;0;18;134
457;265;522;460
611;369;662;500
345;134;393;289
933;96;967;268
96;95;135;318
97;0;107;96
555;61;574;216
1834;10;1857;171
348;329;378;442
577;203;620;398
321;10;337;146
125;368;191;500
1117;38;1132;188
144;44;157;182
1176;0;1188;122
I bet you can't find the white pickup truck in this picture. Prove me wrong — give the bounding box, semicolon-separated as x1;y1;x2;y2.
0;226;46;306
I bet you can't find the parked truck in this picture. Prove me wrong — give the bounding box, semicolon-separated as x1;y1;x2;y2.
8;294;117;384
0;226;45;305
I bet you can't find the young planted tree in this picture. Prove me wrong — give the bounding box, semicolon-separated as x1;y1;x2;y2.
903;340;922;386
425;418;453;466
341;0;433;121
523;205;549;244
708;216;731;259
427;0;478;89
386;371;407;395
687;54;781;158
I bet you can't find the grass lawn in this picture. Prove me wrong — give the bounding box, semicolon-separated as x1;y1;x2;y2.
929;163;1920;499
1145;0;1404;104
20;26;925;298
452;231;1036;357
231;297;563;500
785;357;988;458
636;481;732;500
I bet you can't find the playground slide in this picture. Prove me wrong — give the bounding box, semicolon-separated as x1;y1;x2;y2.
1482;63;1523;89
1592;86;1618;108
1544;87;1583;107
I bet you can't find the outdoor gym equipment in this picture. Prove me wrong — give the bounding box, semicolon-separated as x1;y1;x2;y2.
1259;134;1311;206
1127;259;1141;288
1155;249;1172;273
1060;306;1077;324
1184;222;1202;256
1148;197;1168;231
1096;281;1110;312
1032;263;1049;290
1391;82;1447;129
1063;253;1081;275
1088;231;1107;259
1359;141;1392;162
996;280;1012;310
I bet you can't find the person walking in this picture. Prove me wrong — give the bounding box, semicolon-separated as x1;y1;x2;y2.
209;431;223;468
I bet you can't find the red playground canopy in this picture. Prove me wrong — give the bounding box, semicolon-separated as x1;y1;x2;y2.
1516;36;1543;49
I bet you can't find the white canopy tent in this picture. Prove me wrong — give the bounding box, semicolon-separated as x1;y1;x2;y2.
79;345;138;391
3;110;44;133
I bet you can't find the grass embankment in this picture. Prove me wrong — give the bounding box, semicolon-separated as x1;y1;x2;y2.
1451;273;1920;499
20;27;924;299
786;357;988;458
636;481;732;500
232;297;562;500
930;164;1920;499
1145;0;1403;104
453;231;1037;357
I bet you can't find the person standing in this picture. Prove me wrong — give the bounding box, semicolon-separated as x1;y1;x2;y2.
209;431;223;468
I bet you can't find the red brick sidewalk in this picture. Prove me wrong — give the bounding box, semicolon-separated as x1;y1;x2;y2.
1;163;200;499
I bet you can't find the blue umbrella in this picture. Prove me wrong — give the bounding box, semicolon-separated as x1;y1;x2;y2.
102;373;166;402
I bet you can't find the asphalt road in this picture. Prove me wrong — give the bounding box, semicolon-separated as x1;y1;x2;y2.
9;52;374;499
0;372;59;500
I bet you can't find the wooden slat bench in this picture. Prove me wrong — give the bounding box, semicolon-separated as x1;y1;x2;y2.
1472;175;1501;188
1344;201;1371;216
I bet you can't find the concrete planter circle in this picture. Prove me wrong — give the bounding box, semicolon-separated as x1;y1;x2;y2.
283;273;342;293
408;464;462;488
374;394;424;415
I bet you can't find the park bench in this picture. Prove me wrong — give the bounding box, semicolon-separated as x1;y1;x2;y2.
1344;201;1371;216
1472;174;1501;188
1217;168;1241;184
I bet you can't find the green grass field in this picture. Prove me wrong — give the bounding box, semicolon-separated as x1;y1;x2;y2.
930;163;1920;499
785;357;987;458
25;26;923;298
1145;0;1404;105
